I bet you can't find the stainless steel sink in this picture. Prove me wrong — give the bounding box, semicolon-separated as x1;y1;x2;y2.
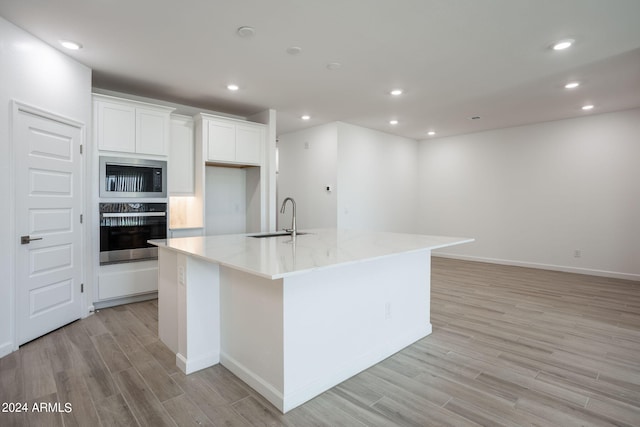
249;232;308;238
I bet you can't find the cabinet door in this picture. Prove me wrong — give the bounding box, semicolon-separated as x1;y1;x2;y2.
169;118;195;194
206;120;236;162
136;108;170;155
96;100;136;153
235;124;263;165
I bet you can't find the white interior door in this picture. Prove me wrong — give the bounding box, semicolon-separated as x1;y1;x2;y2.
14;105;83;345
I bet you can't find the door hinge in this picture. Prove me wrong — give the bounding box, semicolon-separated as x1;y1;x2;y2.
80;144;83;154
80;214;83;224
81;283;84;293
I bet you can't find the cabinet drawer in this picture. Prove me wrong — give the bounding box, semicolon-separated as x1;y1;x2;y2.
98;262;158;300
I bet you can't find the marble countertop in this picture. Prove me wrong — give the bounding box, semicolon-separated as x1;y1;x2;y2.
150;228;474;279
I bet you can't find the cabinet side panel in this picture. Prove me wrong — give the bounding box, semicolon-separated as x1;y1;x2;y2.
158;247;178;353
220;267;284;400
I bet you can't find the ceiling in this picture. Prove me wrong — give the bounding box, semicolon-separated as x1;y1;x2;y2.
1;0;640;140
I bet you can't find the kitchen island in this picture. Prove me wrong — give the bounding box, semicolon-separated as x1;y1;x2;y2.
150;229;473;413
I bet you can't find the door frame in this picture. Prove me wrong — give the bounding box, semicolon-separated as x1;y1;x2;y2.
10;100;90;351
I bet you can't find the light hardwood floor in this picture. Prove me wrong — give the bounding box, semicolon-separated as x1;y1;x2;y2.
1;257;639;426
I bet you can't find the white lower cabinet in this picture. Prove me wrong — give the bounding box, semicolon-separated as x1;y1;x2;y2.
97;260;158;302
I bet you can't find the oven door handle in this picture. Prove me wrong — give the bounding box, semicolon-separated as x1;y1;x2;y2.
101;212;166;218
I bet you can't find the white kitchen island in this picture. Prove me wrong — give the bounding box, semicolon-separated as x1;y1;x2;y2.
150;229;472;413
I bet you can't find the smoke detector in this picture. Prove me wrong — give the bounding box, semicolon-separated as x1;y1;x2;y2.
236;26;256;38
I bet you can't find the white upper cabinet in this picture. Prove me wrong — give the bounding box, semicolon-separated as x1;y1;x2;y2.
137;108;170;155
198;114;264;166
94;94;174;156
207;119;236;162
169;116;195;195
95;100;136;153
235;123;263;165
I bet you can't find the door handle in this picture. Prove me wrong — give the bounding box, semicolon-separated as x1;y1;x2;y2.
21;235;43;244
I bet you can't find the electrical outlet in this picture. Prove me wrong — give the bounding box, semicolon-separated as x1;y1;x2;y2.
574;249;582;258
178;265;185;285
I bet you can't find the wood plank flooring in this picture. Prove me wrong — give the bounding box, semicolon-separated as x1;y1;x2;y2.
1;257;639;426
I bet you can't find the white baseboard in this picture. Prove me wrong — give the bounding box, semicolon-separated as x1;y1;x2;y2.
433;252;640;282
220;352;285;412
176;352;219;375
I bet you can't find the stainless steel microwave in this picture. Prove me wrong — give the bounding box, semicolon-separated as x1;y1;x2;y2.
99;156;167;198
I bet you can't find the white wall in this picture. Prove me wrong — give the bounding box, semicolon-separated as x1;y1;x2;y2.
277;122;419;233
276;123;338;230
336;122;418;233
278;112;639;280
418;108;640;280
0;16;92;356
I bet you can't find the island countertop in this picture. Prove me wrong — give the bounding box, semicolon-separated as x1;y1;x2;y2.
150;228;473;280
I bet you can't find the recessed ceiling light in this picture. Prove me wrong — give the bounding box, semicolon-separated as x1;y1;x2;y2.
390;89;403;96
236;26;255;38
301;115;310;120
564;82;580;89
389;120;398;125
59;40;82;50
227;84;239;91
326;62;342;70
286;46;302;55
552;39;574;50
582;104;594;110
427;131;436;136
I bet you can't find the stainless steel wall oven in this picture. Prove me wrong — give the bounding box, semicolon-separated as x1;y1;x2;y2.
99;202;167;265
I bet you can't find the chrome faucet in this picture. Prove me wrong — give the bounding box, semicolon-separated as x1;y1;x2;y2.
280;197;297;237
